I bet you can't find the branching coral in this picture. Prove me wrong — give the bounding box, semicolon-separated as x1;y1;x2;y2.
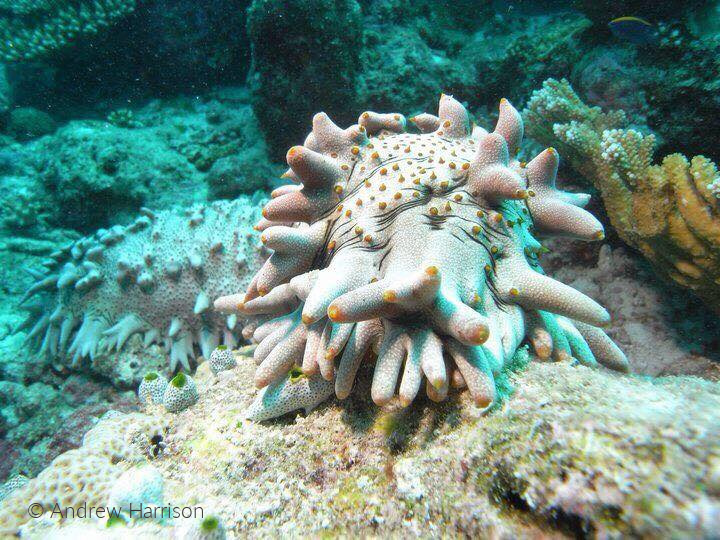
17;196;266;372
0;0;137;61
106;108;142;129
216;94;629;421
524;78;720;312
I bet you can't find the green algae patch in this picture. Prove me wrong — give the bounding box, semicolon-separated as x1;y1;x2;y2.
186;433;226;460
373;410;405;439
170;372;187;389
334;477;371;510
106;515;127;528
288;365;306;383
200;515;220;532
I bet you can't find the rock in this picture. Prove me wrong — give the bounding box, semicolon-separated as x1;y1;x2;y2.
28;359;720;537
573;47;650;125
1;94;275;234
543;242;720;380
357;25;475;115
247;0;363;158
174;515;227;540
7;107;56;141
108;465;165;517
6;355;720;537
206;148;276;199
0;377;136;482
0;64;10;115
29;120;199;230
90;341;169;390
393;458;425;501
43;399;137;463
0;175;52;233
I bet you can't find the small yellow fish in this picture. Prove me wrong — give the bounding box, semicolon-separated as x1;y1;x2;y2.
608;16;658;45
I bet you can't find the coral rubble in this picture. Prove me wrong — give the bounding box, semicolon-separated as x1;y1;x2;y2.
217;94;629;421
524;78;720;313
18;196;266;373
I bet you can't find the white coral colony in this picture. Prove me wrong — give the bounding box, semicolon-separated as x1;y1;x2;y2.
216;94;629;421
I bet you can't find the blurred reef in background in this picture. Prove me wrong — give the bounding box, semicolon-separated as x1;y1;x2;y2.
2;0;718;302
0;1;719;533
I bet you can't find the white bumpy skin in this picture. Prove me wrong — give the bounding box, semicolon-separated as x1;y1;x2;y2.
18;196;267;372
216;95;629;420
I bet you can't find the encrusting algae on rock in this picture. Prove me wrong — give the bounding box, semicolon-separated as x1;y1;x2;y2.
524;78;720;313
215;93;630;421
6;351;716;537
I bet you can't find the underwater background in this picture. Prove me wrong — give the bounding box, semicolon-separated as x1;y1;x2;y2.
0;0;719;537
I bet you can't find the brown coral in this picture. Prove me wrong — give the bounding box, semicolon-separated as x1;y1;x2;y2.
524;79;720;312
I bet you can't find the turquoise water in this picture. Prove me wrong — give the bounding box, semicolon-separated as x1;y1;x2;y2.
0;1;719;536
